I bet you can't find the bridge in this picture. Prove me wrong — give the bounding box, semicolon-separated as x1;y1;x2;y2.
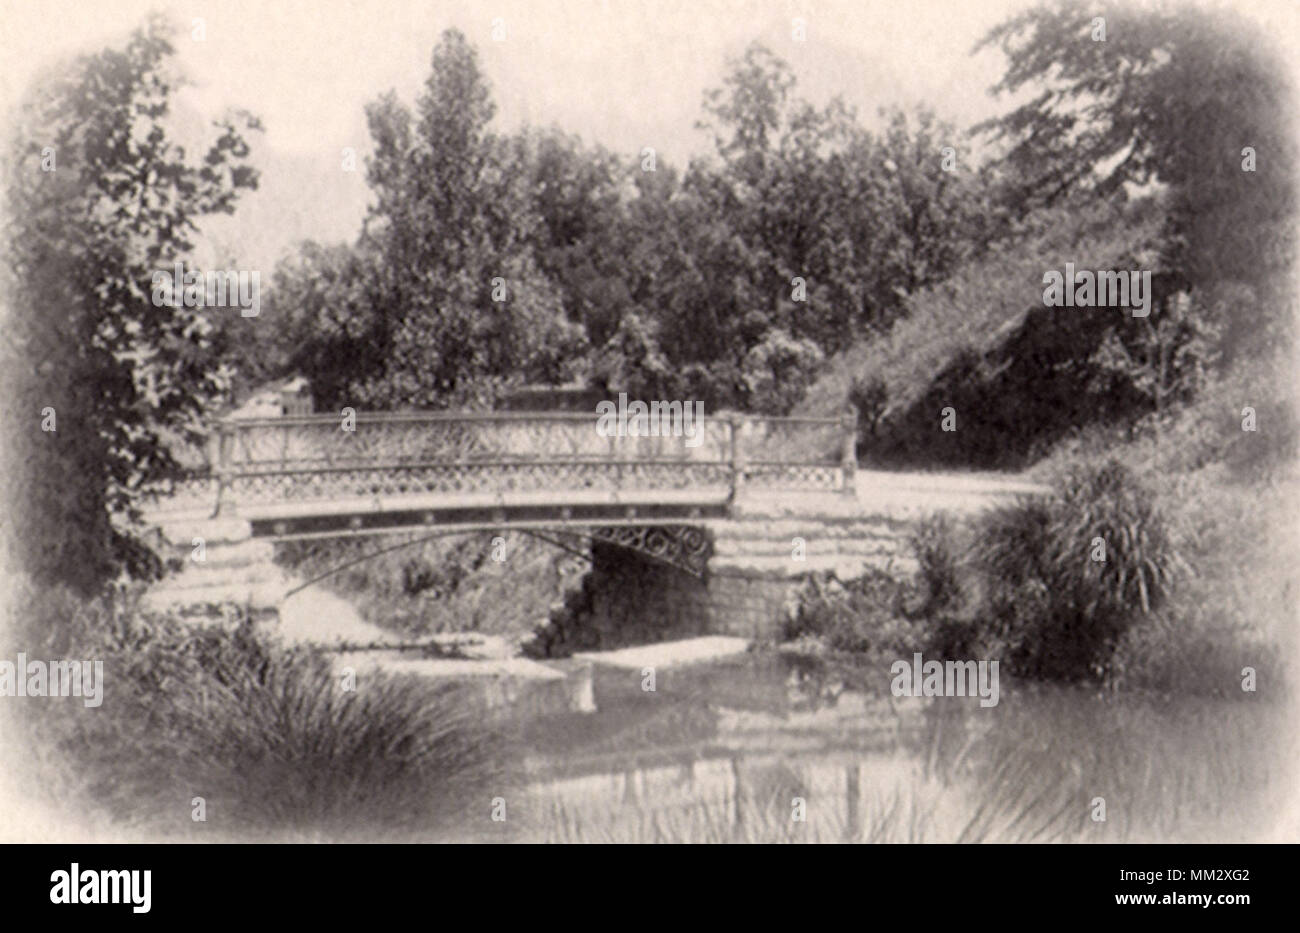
144;409;1043;639
154;410;856;575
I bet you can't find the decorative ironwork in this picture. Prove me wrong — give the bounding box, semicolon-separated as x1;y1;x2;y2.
175;410;856;517
556;524;714;576
223;460;735;505
593;524;712;575
141;410;858;579
740;463;846;492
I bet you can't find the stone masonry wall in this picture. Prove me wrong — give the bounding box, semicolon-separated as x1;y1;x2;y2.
550;510;919;649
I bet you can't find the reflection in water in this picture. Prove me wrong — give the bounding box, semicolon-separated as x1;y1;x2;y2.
515;651;1288;843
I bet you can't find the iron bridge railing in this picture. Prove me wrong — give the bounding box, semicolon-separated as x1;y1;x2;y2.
162;410;857;517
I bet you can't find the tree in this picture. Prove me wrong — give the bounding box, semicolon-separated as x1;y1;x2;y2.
357;29;583;409
692;45;985;362
1090;288;1224;426
976;1;1296;310
741;328;824;414
1;15;260;595
258;240;388;412
517;128;631;350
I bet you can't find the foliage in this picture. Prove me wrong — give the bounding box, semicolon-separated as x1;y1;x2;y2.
354;30;586;409
976;459;1187;682
741;328;824;414
907;514;966;622
11;580;511;840
1;15;260;594
1088;288;1222;418
798;1;1295;470
255;241;388;412
275;532;574;641
782;570;915;655
798;199;1168;468
782;516;977;663
848;375;888;443
234;35;987;417
781;462;1196;687
976;0;1296;318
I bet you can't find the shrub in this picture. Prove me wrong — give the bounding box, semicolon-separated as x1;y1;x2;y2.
160;625;508;839
794;201;1168;471
11;582;512;840
783;570;915;655
2;18;258;596
904;514;986;659
908;514;966;619
742;329;825;415
1107;614;1270;697
781;520;981;661
1107;470;1294;695
276;532;564;640
976;459;1188;682
522;573;603;658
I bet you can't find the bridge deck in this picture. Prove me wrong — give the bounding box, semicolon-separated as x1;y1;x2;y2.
238;486;733;523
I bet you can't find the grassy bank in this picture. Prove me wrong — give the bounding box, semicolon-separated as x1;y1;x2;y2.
5;579;517;841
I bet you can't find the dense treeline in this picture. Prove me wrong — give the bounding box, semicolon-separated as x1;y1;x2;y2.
224;33;992;414
4;1;1296;594
228;1;1295;470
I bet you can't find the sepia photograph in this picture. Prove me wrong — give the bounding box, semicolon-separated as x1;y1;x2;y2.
0;0;1297;896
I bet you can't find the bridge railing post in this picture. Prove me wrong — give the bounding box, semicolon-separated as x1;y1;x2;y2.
211;420;236;518
840;407;857;496
728;415;746;501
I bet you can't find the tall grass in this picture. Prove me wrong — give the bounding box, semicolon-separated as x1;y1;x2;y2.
521;687;1288;843
529;770;967;844
973;458;1189;682
9;579;514;841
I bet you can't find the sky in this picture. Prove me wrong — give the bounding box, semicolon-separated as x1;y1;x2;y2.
4;0;1299;274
